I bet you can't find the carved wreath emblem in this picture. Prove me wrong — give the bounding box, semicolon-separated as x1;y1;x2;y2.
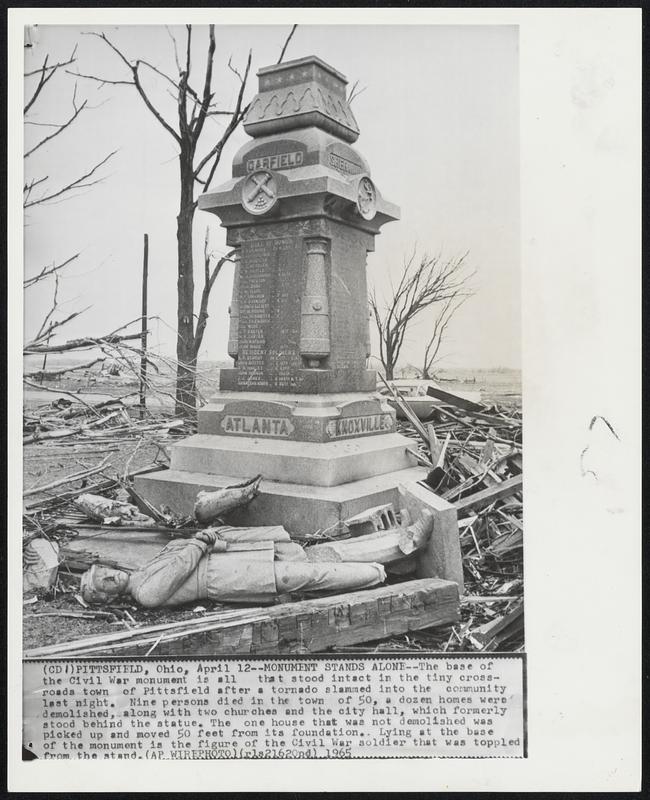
356;176;377;221
242;170;278;215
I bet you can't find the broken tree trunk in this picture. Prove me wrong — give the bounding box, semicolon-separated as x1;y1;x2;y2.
24;578;460;657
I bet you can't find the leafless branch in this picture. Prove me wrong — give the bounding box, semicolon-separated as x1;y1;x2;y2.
25;330;144;356
347;80;367;105
422;292;472;378
277;24;297;63
190;25;216;143
23;175;48;204
370;249;475;378
24;50;76;79
24;253;80;289
82;32;181;144
24;98;88;158
67;69;132;86
24;357;106;381
24;150;117;208
199;50;253;189
193;230;235;358
137;59;183;94
165;26;182;74
24;48;77;113
34;272;62;342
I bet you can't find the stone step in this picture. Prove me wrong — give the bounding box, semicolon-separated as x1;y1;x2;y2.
170;432;417;487
135;465;428;537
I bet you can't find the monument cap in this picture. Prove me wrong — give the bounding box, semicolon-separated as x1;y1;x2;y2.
243;55;360;143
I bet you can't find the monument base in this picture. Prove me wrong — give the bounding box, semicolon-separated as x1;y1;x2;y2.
197;390;396;443
135;465;427;536
170;432;416;487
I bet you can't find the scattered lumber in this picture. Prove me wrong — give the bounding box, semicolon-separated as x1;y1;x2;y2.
454;474;523;513
387;389;523;653
425;384;484;412
470;601;524;650
378;373;430;447
23;372;523;655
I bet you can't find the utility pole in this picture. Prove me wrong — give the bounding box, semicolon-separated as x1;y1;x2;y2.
139;233;149;419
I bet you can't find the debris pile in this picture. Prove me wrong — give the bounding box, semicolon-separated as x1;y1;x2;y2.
23;380;523;654
351;379;524;653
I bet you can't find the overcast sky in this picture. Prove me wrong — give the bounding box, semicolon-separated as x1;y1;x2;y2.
24;24;519;370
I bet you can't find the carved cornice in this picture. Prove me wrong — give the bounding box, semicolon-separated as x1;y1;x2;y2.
243;57;360;143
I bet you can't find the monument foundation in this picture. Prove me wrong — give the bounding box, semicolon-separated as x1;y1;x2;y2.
137;56;462;587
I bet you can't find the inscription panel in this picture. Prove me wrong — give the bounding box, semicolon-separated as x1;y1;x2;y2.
326;413;393;439
234;139;308;178
237;226;304;391
328;151;363;175
221;415;294;437
247;151;304;172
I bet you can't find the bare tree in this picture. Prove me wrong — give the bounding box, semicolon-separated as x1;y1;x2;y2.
369;249;474;380
24;41;118;382
420;292;472;379
194;228;236;359
23;46;116;209
73;24;298;414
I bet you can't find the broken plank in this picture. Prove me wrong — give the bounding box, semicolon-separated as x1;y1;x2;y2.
471;601;524;646
454;474;523;513
459;409;520;427
425;385;484;412
23;578;460;657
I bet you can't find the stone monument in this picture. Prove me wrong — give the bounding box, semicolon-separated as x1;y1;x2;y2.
137;56;462;587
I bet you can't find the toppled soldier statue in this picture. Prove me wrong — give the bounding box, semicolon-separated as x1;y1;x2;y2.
80;512;434;608
80;526;386;607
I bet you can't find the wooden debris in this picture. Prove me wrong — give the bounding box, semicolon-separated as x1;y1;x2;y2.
23;455;111;495
454;474;523;513
378;373;431;446
470;602;524;650
24;578;460;657
426;384;484;412
24;371;523;655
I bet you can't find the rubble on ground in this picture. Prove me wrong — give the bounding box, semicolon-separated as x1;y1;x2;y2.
22;383;523;654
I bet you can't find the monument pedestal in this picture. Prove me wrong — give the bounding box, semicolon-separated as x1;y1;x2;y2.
136;463;429;536
135;388;429;533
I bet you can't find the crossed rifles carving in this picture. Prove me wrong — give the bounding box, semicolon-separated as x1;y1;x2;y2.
246;172;275;204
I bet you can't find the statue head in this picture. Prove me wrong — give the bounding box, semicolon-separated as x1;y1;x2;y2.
80;564;130;604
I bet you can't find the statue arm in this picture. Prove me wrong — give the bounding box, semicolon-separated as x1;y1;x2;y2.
130;539;209;608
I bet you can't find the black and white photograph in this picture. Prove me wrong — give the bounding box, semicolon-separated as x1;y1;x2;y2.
21;23;521;658
9;7;640;792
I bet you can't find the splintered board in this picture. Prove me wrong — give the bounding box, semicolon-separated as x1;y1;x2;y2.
24;578;460;657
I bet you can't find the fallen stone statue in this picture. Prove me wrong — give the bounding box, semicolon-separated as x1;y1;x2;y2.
79;512;434;608
80;527;386;607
